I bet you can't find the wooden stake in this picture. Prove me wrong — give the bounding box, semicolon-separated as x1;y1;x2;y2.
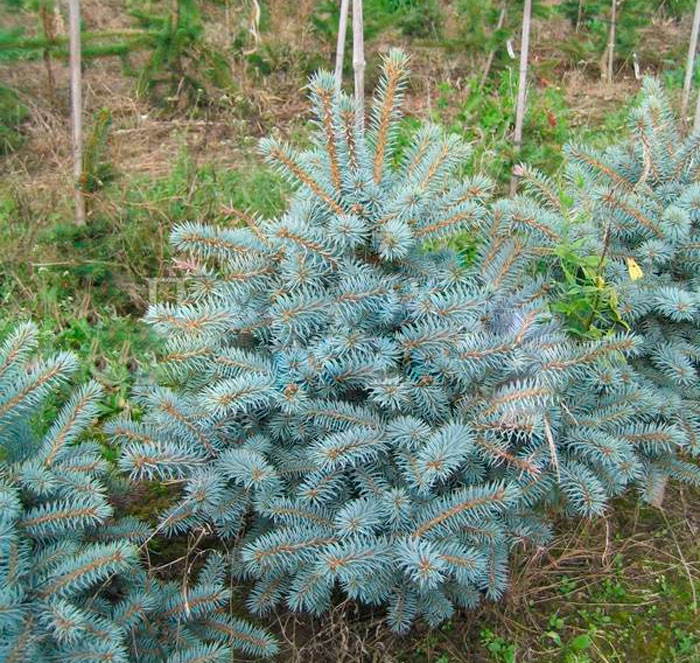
352;0;365;123
693;69;700;133
335;0;350;91
68;0;85;225
682;0;700;125
510;0;532;196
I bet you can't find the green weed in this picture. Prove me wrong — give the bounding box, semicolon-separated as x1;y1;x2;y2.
431;72;572;186
0;82;27;153
481;628;517;663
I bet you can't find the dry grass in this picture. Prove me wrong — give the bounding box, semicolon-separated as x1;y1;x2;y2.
0;0;314;200
3;0;690;214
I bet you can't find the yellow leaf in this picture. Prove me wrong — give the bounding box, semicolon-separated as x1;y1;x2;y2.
626;257;643;281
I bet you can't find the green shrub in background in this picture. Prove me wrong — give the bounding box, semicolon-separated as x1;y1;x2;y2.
0;0;234;108
81;108;115;195
312;0;442;58
0;83;28;153
428;71;571;186
129;0;234;105
558;0;696;72
456;0;509;53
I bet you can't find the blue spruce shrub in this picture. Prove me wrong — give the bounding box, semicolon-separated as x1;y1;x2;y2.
515;78;700;506
113;53;687;632
0;323;277;662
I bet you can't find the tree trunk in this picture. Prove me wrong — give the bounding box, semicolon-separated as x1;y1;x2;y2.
682;0;700;125
480;3;507;89
510;0;532;196
68;0;85;226
335;0;350;91
352;0;365;123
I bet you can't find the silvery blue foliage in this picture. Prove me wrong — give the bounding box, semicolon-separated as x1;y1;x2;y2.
515;78;700;505
113;55;696;632
0;323;277;662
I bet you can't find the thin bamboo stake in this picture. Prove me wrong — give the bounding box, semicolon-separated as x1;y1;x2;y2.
480;3;507;90
682;0;700;125
352;0;365;123
335;0;350;91
68;0;85;226
606;0;617;83
510;0;532;196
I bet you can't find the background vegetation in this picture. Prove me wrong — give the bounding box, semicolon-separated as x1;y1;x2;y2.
1;1;700;661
